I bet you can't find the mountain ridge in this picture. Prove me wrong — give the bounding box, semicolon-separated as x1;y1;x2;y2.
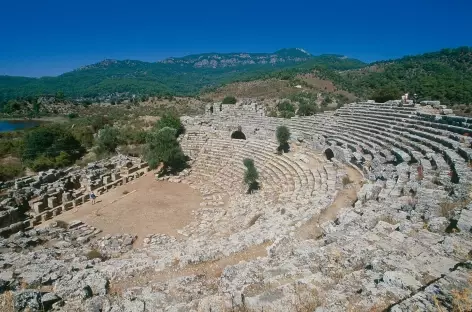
1;47;471;105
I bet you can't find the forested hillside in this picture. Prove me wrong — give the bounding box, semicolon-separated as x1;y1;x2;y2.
1;47;471;106
0;49;364;103
334;47;472;104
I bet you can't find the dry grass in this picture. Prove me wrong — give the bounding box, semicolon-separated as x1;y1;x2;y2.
451;274;472;312
342;176;352;186
0;291;14;312
378;215;397;225
54;220;69;229
85;249;105;261
439;198;471;219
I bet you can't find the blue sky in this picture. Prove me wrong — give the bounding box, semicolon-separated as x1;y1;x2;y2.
0;0;470;77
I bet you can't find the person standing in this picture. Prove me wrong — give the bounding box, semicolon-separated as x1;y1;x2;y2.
90;191;97;205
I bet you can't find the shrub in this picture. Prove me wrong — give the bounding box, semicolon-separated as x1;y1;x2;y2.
276;126;291;153
243;158;259;193
145;127;187;173
321;96;332;106
85;249;105;261
222;96;237;104
29;155;55;172
22;124;85;168
55;151;73;167
54;220;69;229
121;128;147;145
0;162;23;182
73;126;95;148
277;100;295;113
342;176;352;186
298;101;317;116
96;125;121;155
280;110;295;119
89;116;112;133
155;112;184;137
267;109;278;117
67;112;78;119
372;86;402;103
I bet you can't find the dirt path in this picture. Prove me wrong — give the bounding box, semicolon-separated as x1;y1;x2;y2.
296;165;363;240
42;173;202;245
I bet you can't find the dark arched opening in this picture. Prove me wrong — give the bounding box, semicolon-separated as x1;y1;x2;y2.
209;106;214;114
231;131;246;140
324;148;334;161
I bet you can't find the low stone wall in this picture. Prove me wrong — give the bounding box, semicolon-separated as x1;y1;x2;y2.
0;164;150;237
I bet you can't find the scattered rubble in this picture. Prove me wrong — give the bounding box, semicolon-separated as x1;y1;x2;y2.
1;100;471;311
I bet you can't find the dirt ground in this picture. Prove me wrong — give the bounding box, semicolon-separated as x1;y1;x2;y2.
43;173;202;244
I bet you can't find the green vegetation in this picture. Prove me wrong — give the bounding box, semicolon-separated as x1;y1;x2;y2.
155;112;184;136
22;124;85;170
0;50;365;103
1;48;471;107
277;100;295;118
85;249;105;261
222;96;237;104
276;126;291;153
144;127;187;173
0;161;23;182
297;101;317;116
334;47;472;104
243;158;260;193
96;125;121;155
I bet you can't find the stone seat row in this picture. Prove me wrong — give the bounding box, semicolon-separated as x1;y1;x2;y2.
184;138;334;203
336;115;469;183
337;110;472;161
334;118;453;184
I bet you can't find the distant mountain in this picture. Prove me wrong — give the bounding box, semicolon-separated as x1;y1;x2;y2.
0;48;366;101
159;48;313;68
2;47;471;105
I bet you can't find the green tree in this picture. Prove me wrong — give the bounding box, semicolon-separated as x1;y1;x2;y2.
96;125;121;154
22;125;85;163
372;86;402;103
55;91;65;100
72;126;95;148
145;127;187;173
222;96;237;104
243;158;259;193
321;96;332;107
277;100;295;112
155;112;184;136
276;126;291;153
298;101;318;116
0;162;23;181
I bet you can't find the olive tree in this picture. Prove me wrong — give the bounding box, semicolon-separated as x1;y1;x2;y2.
276;126;291;153
145;127;187;173
243;158;259;193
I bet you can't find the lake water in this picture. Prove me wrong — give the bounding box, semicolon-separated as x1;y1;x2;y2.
0;120;41;132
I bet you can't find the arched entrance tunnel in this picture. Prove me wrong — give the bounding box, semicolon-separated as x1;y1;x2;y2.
324;148;334;161
231;130;246;140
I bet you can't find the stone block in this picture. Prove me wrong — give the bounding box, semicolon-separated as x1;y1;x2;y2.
52;207;62;217
63;201;74;211
41;211;52;222
62;192;72;203
32;201;46;214
47;197;57;209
